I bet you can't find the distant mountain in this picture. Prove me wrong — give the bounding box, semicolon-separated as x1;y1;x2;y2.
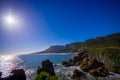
39;32;120;53
39;42;82;53
39;45;68;53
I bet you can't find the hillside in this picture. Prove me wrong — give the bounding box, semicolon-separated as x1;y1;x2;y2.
39;45;68;53
84;32;120;48
39;42;82;53
39;32;120;53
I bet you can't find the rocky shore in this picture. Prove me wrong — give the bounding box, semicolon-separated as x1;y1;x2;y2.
62;49;120;79
0;56;120;80
0;59;55;80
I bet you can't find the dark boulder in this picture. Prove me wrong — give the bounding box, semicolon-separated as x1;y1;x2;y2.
41;59;55;76
0;69;26;80
10;69;26;80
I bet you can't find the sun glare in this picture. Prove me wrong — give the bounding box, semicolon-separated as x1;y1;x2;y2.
3;12;21;30
6;15;16;25
4;13;18;26
1;55;15;61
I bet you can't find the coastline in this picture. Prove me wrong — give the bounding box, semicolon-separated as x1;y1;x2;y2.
33;52;78;55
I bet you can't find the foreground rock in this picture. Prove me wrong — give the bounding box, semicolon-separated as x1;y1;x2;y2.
42;59;55;76
37;59;55;76
0;69;26;80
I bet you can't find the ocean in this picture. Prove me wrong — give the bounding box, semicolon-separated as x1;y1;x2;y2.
0;53;74;80
0;53;120;80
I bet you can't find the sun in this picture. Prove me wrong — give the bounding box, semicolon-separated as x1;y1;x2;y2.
6;15;16;25
3;12;22;30
5;14;16;25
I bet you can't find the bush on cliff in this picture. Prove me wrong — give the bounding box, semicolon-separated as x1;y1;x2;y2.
83;47;120;73
88;47;120;66
34;71;58;80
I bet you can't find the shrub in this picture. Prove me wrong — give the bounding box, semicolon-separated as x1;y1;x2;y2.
34;71;58;80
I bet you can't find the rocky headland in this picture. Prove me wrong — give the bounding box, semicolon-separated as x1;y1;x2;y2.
62;48;120;79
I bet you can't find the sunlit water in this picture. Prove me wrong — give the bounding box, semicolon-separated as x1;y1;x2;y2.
0;55;22;77
0;53;74;80
0;53;120;80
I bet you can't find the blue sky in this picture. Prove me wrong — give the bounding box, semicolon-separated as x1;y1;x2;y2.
0;0;120;54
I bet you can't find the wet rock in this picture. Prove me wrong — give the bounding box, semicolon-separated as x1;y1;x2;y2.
62;61;75;67
71;69;85;79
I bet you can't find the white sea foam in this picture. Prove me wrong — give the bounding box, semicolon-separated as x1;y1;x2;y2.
25;69;35;80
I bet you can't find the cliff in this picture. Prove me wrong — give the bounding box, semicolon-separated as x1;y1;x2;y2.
39;32;120;53
39;42;82;53
62;47;120;78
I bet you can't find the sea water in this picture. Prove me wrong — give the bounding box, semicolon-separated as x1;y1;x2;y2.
0;53;74;80
0;53;120;80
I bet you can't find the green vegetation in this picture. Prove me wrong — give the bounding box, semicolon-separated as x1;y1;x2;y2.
87;47;120;66
84;33;120;48
67;32;120;52
34;71;58;80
